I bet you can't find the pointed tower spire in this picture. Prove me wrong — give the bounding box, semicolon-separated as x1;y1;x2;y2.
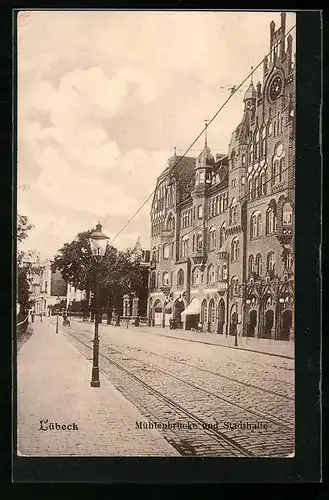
250;66;254;84
204;119;209;147
174;146;177;157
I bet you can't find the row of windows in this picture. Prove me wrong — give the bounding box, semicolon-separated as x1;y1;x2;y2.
250;202;292;239
181;208;194;229
231;117;284;168
248;250;293;278
153;204;292;262
208;192;229;218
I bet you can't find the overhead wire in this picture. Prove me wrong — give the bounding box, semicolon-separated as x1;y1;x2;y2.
110;23;296;246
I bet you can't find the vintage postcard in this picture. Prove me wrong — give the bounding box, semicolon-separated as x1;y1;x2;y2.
16;10;298;462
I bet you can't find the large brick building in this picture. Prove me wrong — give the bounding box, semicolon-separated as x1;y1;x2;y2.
147;12;295;341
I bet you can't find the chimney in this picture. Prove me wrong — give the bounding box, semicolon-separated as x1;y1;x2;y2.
270;20;275;43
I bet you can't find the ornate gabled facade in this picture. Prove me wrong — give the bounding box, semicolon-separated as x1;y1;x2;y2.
148;12;295;341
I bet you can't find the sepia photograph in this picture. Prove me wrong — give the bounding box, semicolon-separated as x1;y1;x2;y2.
16;9;296;459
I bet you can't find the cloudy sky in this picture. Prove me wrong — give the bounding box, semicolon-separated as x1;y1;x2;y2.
17;10;296;260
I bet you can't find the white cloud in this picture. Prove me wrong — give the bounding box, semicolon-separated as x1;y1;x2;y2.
17;11;296;260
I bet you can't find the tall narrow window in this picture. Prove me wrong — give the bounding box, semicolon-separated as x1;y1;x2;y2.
197;232;203;252
209;300;215;323
255;253;263;277
209;228;217;251
279;158;284;183
202;300;208;323
219;222;226;249
267;252;276;272
177;269;184;286
283;202;293;225
248;254;254;276
231;238;240;261
208;264;216;283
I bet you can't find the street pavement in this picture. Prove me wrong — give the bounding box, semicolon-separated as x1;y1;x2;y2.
16;317;179;456
61;318;295;457
116;321;294;358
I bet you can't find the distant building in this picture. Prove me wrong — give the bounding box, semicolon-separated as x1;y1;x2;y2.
29;260;67;313
66;284;86;309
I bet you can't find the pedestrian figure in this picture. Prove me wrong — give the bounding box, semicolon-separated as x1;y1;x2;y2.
197;321;202;333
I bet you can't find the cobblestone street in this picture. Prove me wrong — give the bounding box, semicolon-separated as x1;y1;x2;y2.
61;318;294;457
17;317;294;457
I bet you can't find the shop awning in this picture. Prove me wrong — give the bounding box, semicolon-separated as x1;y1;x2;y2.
181;298;201;318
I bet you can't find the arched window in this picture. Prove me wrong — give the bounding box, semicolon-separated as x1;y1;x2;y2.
209;227;217;251
162;271;170;286
231;276;239;296
167;213;175;231
197;232;203;252
208;264;216;283
265;295;274;308
177;269;184;286
285;251;293;271
230;198;238;225
231;238;240;262
222;263;228;280
266;206;277;234
209;299;215;323
152;246;157;262
157;271;161;288
283;202;293;225
255;253;263;277
182;236;189;257
251;211;262;238
248;254;254;276
192;267;201;286
201;299;208;323
267;251;276;273
219;222;226;249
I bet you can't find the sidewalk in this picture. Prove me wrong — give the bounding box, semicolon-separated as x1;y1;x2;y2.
16;318;179;456
108;322;294;359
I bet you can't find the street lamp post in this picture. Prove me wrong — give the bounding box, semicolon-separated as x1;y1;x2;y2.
89;222;110;388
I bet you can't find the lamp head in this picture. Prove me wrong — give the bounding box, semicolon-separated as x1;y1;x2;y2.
89;222;110;263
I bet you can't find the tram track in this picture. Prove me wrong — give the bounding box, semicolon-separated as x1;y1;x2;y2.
65;330;254;457
79;322;293;398
74;324;293;427
64;326;294;456
118;342;294;400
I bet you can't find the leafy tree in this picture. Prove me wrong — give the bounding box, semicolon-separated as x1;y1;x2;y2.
53;228;148;315
16;214;44;313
